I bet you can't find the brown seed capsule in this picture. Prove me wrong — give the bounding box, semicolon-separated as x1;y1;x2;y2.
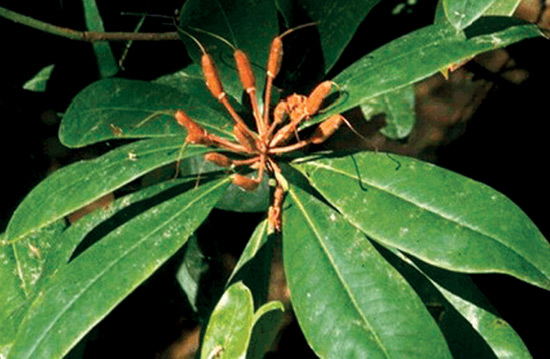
233;124;258;153
309;115;344;144
204;152;232;167
201;53;225;100
305;81;333;115
232;174;260;191
234;50;256;93
175;110;211;145
267;36;283;79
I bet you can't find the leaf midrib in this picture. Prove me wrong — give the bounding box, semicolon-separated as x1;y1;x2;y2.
304;161;539;273
289;188;391;359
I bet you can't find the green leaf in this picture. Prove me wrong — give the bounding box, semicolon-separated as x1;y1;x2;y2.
180;0;278;101
59;78;232;148
312;17;542;127
82;0;118;77
296;152;550;290
283;181;452;359
228;219;272;306
360;85;415;139
376;245;531;359
247;301;284;359
435;0;521;23
176;234;208;312
275;0;381;74
200;282;255;359
6;138;211;244
443;0;498;30
22;64;55;92
8;178;230;359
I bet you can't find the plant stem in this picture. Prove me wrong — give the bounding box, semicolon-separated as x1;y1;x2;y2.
0;6;179;41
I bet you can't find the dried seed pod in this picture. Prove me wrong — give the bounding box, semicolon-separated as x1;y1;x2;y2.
232;174;260;191
309;115;344;144
175;110;211;145
204;152;232;167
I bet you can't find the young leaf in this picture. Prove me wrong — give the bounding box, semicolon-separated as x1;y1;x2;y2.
310;17;542;127
6;138;210;244
59;78;232;148
7;178;230;359
443;0;498;30
295;152;550;290
200;282;255;359
283;181;452;359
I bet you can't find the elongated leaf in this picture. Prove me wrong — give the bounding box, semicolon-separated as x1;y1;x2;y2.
180;0;278;101
360;85;415;139
8;178;230;359
200;282;255;359
176;234;208;312
443;0;498;30
6;138;210;244
311;17;542;127
295;152;550;289
82;0;118;77
378;246;531;359
275;0;381;74
59;78;233;148
283;181;452;359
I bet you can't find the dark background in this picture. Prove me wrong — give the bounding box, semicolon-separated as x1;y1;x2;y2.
1;0;549;358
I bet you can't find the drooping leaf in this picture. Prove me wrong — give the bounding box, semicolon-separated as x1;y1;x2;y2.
360;85;415;139
6;138;211;244
8;178;230;359
59;78;232;148
275;0;381;74
295;152;550;290
309;17;542;127
200;282;255;359
180;0;278;101
377;246;531;359
443;0;498;30
82;0;118;77
283;180;452;359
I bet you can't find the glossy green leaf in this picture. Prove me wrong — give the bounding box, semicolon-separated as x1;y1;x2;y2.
6;138;210;244
283;181;452;358
312;17;542;127
296;152;550;290
200;282;255;359
377;246;531;359
8;178;230;359
360;85;415;139
443;0;498;30
82;0;118;78
59;78;232;148
275;0;381;74
180;0;278;101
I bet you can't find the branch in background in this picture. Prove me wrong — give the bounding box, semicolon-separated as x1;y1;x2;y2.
0;6;179;41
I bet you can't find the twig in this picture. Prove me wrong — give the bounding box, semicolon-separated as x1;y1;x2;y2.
0;6;179;42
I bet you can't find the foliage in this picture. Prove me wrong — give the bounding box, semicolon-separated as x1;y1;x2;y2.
1;0;549;358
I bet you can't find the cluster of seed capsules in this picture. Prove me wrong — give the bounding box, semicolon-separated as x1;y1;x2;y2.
175;25;347;231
